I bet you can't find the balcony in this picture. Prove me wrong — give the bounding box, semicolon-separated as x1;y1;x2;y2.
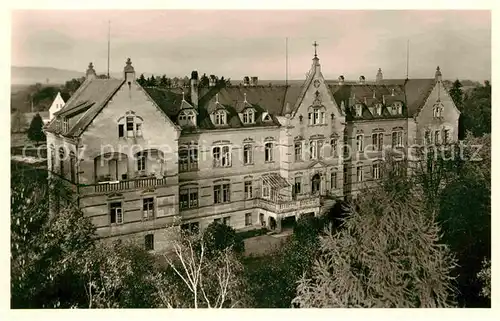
79;176;170;194
255;196;320;214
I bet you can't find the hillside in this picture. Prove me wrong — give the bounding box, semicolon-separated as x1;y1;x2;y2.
11;66;157;85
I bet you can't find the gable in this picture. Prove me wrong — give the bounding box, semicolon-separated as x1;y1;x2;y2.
80;79;180;153
290;67;344;126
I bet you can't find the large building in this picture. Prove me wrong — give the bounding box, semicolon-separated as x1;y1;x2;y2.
44;47;460;251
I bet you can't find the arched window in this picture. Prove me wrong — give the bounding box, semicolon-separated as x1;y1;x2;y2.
308;106;326;125
59;147;65;177
214;110;227;125
265;142;273;162
69;151;76;182
243;109;255;124
243;144;253;165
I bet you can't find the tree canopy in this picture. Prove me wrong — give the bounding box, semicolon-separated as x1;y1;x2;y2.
27;113;46;144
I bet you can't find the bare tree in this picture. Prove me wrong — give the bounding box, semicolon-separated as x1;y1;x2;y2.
157;231;247;308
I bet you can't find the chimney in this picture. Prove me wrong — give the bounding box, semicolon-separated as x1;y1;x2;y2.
243;76;250;86
338;75;345;85
435;66;442;82
359;75;366;85
190;71;199;107
124;58;135;82
86;62;96;80
251;76;258;86
376;68;383;83
391;88;395;96
209;75;217;87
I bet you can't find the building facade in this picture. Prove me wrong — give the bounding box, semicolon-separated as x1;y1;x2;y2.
44;49;460;252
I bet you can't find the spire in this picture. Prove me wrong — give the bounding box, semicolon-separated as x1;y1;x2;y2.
373;91;376;99
86;62;96;80
311;41;321;73
124;58;135;81
215;93;219;104
182;91;185;101
435;66;442;82
244;92;247;103
376;68;383;83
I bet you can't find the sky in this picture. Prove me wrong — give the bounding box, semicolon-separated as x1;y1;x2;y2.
11;10;491;81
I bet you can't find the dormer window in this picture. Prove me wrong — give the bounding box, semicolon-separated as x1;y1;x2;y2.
214;110;227;125
63;118;69;133
178;110;196;127
243;109;255;124
118;112;143;138
392;102;403;115
354;104;363;117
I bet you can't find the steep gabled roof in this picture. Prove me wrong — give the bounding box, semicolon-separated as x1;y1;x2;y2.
47;78;124;136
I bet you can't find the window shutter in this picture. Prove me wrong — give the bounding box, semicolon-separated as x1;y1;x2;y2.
118;124;124;137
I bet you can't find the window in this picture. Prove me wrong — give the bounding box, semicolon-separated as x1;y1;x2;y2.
245;213;252;226
372;163;381;179
137;151;146;172
214;110;226;125
214;183;230;204
433;105;443;118
355;104;362;117
372;133;383;151
118;124;124;137
59;148;65;177
392;103;402;114
294;142;302;161
330;172;337;189
145;234;154;251
181;222;199;233
50;148;55;172
223;216;231;226
330;138;338;157
126;116;134;137
110;202;123;224
309;139;324;160
375;104;382;116
392;131;403;148
262;185;270;198
424;130;431;144
356;166;363;182
244;181;253;199
142;197;155;219
356;135;364;152
63;118;69;133
310;141;317;160
294;177;302;195
136;123;142;136
444;129;450;144
308;108;325;125
434;130;441;144
243;109;255;124
180;187;198;210
213;146;231;167
243;144;253;165
214;218;222;224
265;143;273;162
179;145;198;172
70;152;76;182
